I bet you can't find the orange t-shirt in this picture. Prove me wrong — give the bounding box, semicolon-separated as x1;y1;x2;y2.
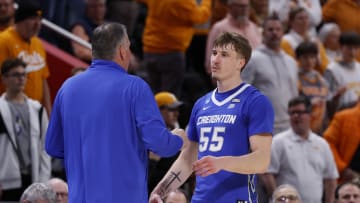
141;0;211;53
0;27;50;102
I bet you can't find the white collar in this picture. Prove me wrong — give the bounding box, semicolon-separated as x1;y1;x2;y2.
211;84;250;106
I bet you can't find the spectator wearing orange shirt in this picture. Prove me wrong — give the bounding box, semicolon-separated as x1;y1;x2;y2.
139;0;211;97
324;99;360;183
0;0;51;115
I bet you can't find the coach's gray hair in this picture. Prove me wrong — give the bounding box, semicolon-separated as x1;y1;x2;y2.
271;184;302;203
20;183;56;203
91;23;128;60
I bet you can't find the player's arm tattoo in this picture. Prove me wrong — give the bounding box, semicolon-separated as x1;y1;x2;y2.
158;170;183;198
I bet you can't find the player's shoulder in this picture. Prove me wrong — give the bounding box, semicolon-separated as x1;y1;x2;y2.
242;84;274;113
194;91;213;107
242;84;267;101
206;84;269;113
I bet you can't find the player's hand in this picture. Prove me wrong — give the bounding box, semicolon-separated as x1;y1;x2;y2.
171;128;189;150
149;193;163;203
193;156;222;177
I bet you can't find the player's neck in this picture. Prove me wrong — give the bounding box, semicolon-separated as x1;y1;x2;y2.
217;77;243;93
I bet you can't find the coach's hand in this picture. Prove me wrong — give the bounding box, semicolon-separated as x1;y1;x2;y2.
171;128;189;151
149;193;163;203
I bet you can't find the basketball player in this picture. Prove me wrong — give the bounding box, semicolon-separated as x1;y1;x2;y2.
150;32;274;203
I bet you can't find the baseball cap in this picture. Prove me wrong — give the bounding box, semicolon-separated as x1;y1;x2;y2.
155;92;183;109
15;0;42;23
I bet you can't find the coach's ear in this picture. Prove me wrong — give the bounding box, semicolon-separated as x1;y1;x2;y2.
119;45;127;61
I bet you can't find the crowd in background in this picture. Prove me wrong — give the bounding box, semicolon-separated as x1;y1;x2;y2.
0;0;359;202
